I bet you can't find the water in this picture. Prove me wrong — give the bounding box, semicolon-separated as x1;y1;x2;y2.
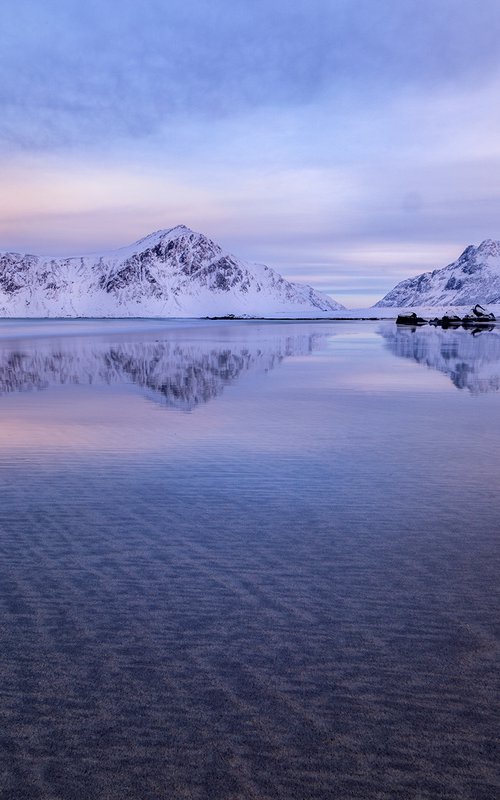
0;319;498;800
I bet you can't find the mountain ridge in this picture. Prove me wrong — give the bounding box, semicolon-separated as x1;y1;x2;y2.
0;225;344;318
375;239;500;307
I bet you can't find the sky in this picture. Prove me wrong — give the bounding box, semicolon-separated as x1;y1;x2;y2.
1;0;500;306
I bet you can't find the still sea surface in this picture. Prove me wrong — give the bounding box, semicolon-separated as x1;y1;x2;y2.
0;319;498;800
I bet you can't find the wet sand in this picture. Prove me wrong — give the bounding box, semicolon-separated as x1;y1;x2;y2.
0;321;498;799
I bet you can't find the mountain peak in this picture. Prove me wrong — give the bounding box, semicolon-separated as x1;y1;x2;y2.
127;225;193;251
0;226;344;317
375;238;500;307
476;239;500;257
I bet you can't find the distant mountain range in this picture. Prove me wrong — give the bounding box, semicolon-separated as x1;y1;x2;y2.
4;226;500;315
0;225;344;318
375;240;500;307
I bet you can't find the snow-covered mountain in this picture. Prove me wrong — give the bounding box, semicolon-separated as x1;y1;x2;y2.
375;239;500;307
0;225;343;317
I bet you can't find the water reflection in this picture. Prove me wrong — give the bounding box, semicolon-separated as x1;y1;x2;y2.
0;321;498;800
380;323;500;393
0;331;324;410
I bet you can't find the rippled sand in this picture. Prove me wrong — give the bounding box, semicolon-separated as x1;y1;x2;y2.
0;320;498;799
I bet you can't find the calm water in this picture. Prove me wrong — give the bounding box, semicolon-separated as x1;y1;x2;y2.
0;319;498;800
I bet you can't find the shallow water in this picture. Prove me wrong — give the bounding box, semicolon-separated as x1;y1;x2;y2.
0;319;498;800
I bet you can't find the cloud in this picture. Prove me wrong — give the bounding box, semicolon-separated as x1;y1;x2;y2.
1;0;500;151
1;1;500;305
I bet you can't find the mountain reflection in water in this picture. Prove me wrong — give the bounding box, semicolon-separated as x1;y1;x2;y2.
0;331;324;410
380;323;500;393
0;320;498;800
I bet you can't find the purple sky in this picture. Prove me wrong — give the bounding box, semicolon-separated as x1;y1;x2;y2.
1;0;500;306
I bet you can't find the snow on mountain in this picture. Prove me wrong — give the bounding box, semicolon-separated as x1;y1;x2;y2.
375;239;500;307
0;225;344;317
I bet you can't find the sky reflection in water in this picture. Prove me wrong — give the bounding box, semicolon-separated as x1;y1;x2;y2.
0;320;498;800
